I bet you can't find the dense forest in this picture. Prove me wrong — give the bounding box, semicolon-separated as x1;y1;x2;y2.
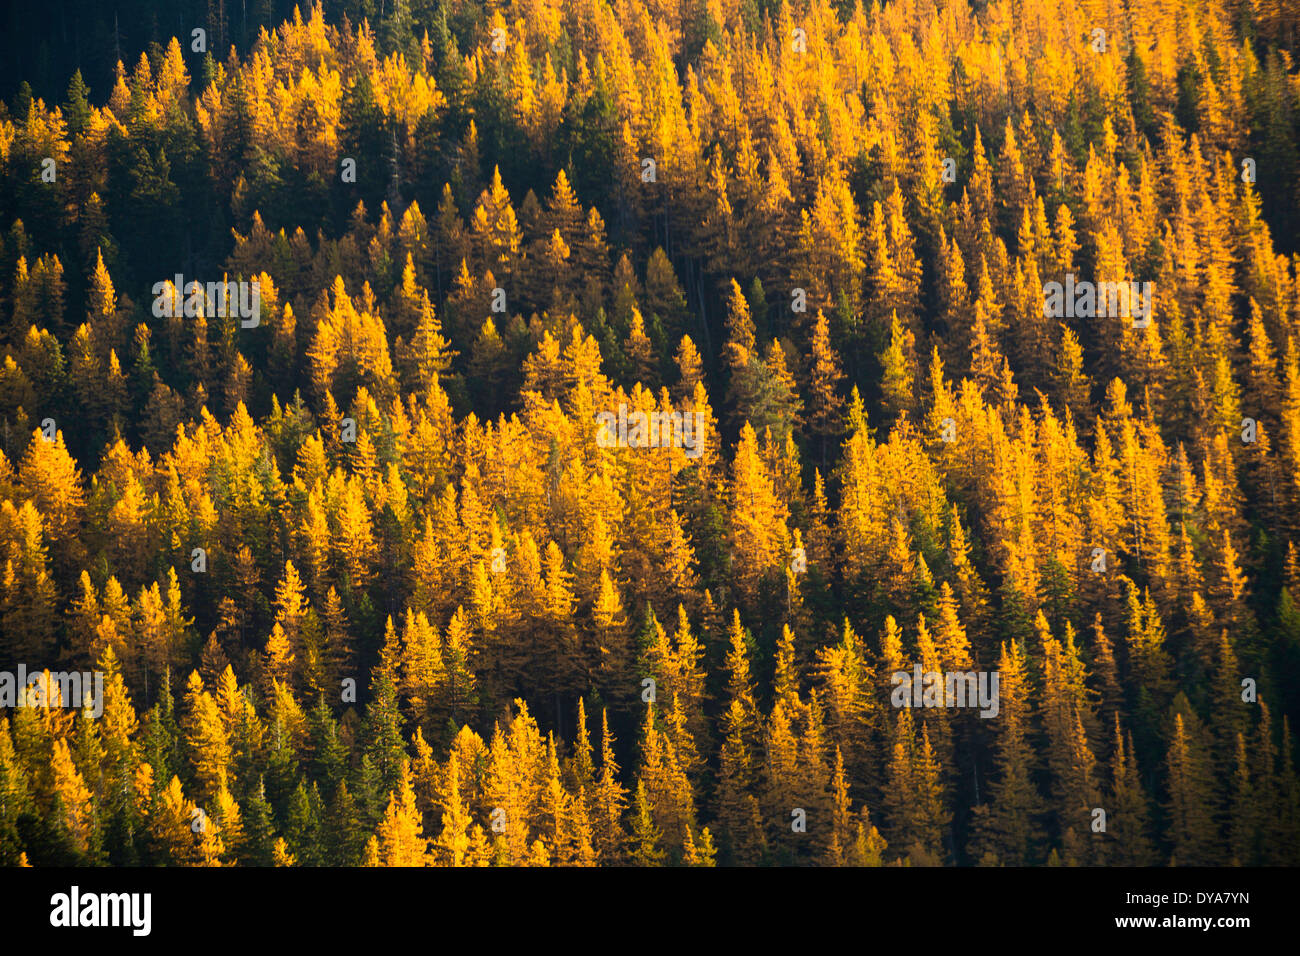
2;0;1300;867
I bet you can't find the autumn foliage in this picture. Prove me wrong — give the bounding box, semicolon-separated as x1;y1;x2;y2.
1;0;1299;866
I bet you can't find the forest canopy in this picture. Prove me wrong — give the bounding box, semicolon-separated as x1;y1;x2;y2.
1;0;1299;867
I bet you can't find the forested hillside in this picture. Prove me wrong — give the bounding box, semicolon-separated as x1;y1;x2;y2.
2;0;1299;866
